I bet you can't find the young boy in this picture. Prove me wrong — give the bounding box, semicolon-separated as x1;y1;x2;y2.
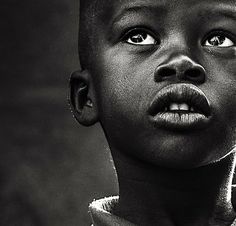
70;0;236;225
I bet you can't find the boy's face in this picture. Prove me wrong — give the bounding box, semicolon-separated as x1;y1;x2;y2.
83;0;236;168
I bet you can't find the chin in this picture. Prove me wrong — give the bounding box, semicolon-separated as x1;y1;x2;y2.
129;132;233;170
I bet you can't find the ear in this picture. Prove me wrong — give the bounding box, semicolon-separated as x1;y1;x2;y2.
70;70;98;126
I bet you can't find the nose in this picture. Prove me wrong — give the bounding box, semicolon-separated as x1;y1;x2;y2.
155;55;206;84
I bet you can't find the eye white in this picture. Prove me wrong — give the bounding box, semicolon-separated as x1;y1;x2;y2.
204;35;234;47
126;32;156;45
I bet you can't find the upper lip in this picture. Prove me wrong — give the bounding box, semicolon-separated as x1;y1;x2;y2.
148;83;211;117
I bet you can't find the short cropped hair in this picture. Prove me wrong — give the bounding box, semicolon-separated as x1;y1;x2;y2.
79;0;101;70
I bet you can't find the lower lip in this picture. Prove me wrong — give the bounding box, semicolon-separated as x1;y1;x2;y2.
150;112;211;131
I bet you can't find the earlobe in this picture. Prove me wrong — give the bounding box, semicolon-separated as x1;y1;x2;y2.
70;70;98;126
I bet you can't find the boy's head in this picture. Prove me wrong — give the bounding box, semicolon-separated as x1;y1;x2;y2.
71;0;236;169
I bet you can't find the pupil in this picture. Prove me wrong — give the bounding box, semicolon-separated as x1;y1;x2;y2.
209;36;225;46
131;32;147;43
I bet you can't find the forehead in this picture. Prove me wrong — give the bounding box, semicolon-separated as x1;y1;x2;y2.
93;0;236;22
96;0;235;10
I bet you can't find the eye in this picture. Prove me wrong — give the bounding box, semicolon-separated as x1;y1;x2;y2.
203;34;234;47
124;29;157;45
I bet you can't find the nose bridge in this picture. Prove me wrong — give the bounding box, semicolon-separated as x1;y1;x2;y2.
166;30;191;56
160;28;196;64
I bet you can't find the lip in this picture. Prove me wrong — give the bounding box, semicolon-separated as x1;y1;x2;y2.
148;83;212;131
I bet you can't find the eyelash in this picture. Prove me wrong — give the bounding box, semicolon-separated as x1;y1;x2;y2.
202;30;235;47
121;27;159;45
120;28;235;48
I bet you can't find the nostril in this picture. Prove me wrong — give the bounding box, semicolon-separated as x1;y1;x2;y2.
155;59;206;83
184;68;205;83
160;68;176;77
155;67;176;81
185;69;201;78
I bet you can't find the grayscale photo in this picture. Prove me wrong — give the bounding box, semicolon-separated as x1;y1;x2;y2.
2;0;236;225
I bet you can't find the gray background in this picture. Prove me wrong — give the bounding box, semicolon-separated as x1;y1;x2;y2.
3;0;236;226
2;0;118;225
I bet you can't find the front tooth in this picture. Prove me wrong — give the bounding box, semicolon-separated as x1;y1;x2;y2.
179;103;189;111
169;103;179;111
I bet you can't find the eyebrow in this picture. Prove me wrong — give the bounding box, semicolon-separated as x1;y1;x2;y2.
111;4;167;26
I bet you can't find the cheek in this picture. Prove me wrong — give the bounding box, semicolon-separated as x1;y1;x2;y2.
203;54;236;125
203;51;236;82
216;83;236;133
91;51;159;152
93;50;155;122
202;63;236;158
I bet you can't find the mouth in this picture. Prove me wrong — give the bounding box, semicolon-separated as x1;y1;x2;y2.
148;83;212;131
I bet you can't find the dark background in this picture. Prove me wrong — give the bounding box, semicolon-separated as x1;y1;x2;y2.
2;0;117;225
3;1;236;226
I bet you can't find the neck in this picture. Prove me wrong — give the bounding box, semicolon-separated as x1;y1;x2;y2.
112;150;236;226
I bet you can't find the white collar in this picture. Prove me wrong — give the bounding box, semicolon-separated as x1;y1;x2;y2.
89;196;135;226
89;196;236;226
